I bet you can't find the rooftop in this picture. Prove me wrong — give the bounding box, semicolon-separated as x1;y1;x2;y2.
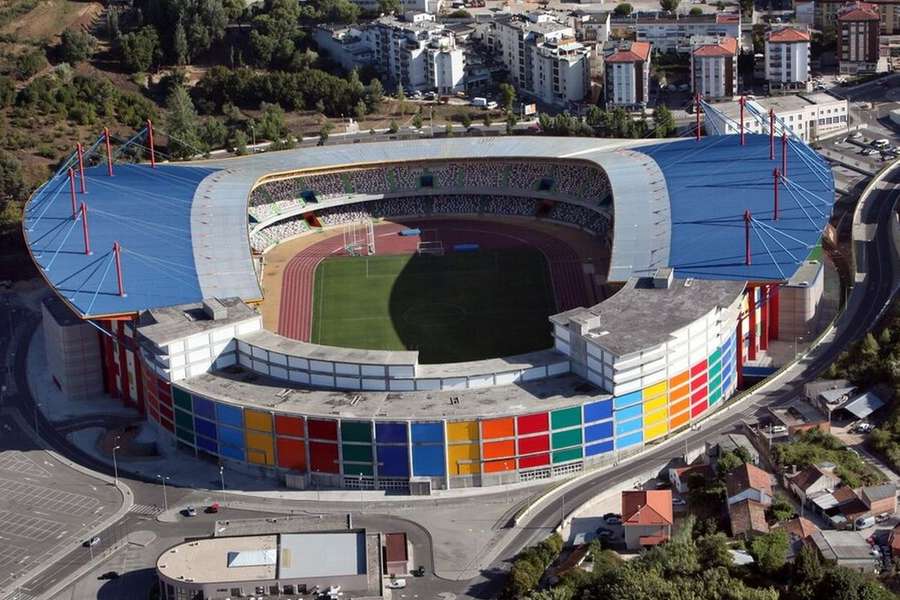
137;297;259;348
692;37;738;57
726;463;774;498
551;276;744;357
622;490;673;526
729;499;769;537
810;530;874;561
605;41;651;62
768;27;811;42
789;465;834;492
279;532;366;579
838;3;880;21
157;535;277;584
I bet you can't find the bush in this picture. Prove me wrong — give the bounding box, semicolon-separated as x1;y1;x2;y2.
59;29;97;64
614;3;633;15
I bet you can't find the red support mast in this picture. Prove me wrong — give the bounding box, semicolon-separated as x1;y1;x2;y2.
739;96;745;146
773;168;780;221
781;132;788;177
147;119;156;168
104;127;113;177
113;241;126;297
77;143;86;193
695;93;702;142
769;109;775;160
80;203;91;255
68;168;77;217
744;209;752;266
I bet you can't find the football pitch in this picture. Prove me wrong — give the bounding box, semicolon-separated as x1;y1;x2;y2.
310;249;557;363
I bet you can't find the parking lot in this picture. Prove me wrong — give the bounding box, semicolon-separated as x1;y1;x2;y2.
0;415;121;596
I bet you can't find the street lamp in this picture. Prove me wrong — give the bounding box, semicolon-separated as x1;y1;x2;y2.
112;445;120;487
156;474;170;512
219;465;226;505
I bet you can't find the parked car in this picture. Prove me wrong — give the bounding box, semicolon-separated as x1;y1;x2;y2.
850;131;863;139
872;138;890;149
98;571;119;580
184;505;197;517
595;528;614;538
386;578;407;589
861;148;877;156
856;516;876;530
412;565;425;577
205;502;220;513
84;536;101;547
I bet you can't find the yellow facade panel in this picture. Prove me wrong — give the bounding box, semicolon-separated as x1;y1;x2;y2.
447;420;479;442
447;443;481;475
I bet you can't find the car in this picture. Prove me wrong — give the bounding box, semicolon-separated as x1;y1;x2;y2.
184;505;197;517
412;565;426;577
856;515;876;530
424;92;437;101
814;84;827;91
872;138;890;149
673;497;687;506
861;148;877;156
98;571;119;580
850;131;863;139
84;536;101;547
604;515;622;525
770;425;787;434
386;578;407;589
205;502;220;513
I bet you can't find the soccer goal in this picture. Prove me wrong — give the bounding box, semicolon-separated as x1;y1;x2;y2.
342;219;376;256
417;241;444;256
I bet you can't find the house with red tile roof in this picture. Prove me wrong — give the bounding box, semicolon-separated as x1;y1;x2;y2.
622;490;673;550
725;464;774;507
604;41;652;109
838;2;886;75
728;499;769;539
765;27;811;94
690;36;738;99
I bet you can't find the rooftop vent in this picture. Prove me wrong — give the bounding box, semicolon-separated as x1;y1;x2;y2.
652;267;674;289
202;298;227;321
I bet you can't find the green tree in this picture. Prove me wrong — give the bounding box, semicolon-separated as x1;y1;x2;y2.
256;103;287;141
448;8;471;17
689;6;703;15
498;82;516;112
318;122;334;146
120;26;161;73
483;112;493;127
353;100;367;120
14;50;47;80
716;0;725;9
174;20;189;66
164;85;203;158
378;0;401;13
445;122;453;136
652;105;676;137
231;128;249;155
199;117;228;148
0;151;26;204
790;545;824;600
506;112;518;134
106;6;120;39
613;2;633;15
696;533;732;570
749;530;789;575
59;29;97;64
318;0;361;22
460;112;472;128
0;76;14;108
660;0;680;12
396;84;407;115
768;495;796;523
740;0;754;15
716;449;746;475
388;119;399;133
412;111;423;129
816;566;894;600
367;78;384;112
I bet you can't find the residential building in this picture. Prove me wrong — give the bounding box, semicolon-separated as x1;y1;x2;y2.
668;463;714;494
610;13;741;54
604;41;652;109
726;463;774;506
806;380;856;417
690;36;739;99
765;28;812;94
810;530;880;573
701;93;850;142
491;13;592;107
837;390;886;422
788;464;840;504
729;499;769;539
816;0;900;35
572;9;611;42
365;13;466;94
796;0;815;25
621;490;674;550
890;524;900;557
349;0;442;14
838;3;885;75
778;516;821;557
706;433;760;465
861;483;898;515
769;398;831;436
313;25;374;72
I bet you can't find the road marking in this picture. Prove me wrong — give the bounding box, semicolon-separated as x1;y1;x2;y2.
128;504;163;516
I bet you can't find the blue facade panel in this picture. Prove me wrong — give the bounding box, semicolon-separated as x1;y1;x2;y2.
584;421;614;442
583;399;613;423
412;445;445;477
614;403;642;423
616;430;643;449
196;436;217;453
195;417;217;440
615;417;642;436
411;422;444;444
219;425;245;451
377;445;410;477
220;444;245;461
613;390;642;410
375;422;408;444
585;440;614;457
193;396;215;421
216;403;243;428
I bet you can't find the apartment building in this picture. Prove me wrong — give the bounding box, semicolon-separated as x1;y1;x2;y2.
816;0;900;35
702;93;849;142
365;13;466;94
838;2;886;75
604;41;651;109
572;9;611;42
491;13;592;107
610;12;741;54
349;0;442;14
765;27;811;94
690;36;738;99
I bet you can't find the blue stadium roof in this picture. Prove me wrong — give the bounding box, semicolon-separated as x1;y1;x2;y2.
25;164;216;317
648;133;833;281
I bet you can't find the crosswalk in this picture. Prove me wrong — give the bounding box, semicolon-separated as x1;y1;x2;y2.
129;504;163;516
3;591;36;600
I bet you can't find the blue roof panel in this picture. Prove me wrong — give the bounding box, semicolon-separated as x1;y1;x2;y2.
24;164;217;317
644;134;833;281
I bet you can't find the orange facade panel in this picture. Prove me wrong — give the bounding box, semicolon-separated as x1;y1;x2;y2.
669;382;690;402
481;417;515;439
669;411;690;430
669;371;690;389
483;439;515;460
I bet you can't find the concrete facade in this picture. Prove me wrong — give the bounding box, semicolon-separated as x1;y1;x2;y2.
41;297;103;402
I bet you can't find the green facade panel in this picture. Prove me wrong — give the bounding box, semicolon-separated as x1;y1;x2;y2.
176;427;195;445
343;463;375;476
174;408;193;431
342;443;373;462
172;387;192;411
551;407;582;430
551;428;582;449
341;421;372;443
552;447;583;464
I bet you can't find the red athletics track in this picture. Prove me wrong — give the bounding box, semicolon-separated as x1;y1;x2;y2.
277;218;589;342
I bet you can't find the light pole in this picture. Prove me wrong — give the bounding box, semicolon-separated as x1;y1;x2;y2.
156;474;170;512
219;465;225;505
112;445;120;487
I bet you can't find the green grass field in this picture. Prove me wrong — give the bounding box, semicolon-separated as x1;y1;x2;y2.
310;249;556;363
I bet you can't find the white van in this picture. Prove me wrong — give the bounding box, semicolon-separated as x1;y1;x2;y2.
855;515;876;530
872;138;890;149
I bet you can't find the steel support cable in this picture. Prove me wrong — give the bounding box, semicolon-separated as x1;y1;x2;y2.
782;176;833;208
752;216;814;249
44;213;84;271
84;251;116;315
782;177;827;219
750;222;788;280
751;217;800;262
120;248;202;289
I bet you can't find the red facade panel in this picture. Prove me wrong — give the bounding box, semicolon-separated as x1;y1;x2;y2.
276;438;307;472
690;360;707;377
517;413;549;435
691;372;708;390
519;453;550;469
307;419;338;441
691;400;709;417
309;441;339;473
517;434;550;455
275;415;305;438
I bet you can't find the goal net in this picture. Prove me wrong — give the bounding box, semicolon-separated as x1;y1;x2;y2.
417;241;444;256
342;219;376;256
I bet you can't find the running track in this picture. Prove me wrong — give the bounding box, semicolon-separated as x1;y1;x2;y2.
277;218;589;342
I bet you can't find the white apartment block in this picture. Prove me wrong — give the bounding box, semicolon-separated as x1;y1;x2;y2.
491;13;592;106
702;93;849;142
604;41;651;109
366;13;465;93
349;0;442;14
572;9;611;42
690;36;738;99
765;28;811;94
611;12;741;54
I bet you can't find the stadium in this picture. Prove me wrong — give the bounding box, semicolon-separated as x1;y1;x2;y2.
25;125;834;492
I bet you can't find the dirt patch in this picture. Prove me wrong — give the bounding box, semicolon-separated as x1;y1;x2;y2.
1;0;103;41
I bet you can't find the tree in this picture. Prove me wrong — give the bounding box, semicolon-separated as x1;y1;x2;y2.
0;76;14;108
696;533;732;570
318;122;334;146
231;128;249;155
499;82;516;113
165;85;203;158
653;105;676;137
14;50;47;80
816;566;894;600
483;112;492;127
378;0;401;12
613;2;633;15
660;0;680;12
445;122;453;137
790;545;824;600
199;118;227;149
106;6;120;40
506;112;518;134
716;449;746;475
256;103;287;141
353;100;367;119
388;119;399;133
739;0;754;15
460;112;472;128
689;6;703;15
174;20;189;66
716;0;725;9
120;26;161;73
59;30;97;64
768;495;795;523
412;111;423;129
367;78;384;112
448;8;472;17
749;530;789;575
0;151;26;204
396;84;407;115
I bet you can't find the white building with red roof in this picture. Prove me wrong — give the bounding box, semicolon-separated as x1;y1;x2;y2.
603;41;651;109
690;36;738;99
765;27;811;94
621;489;673;550
838;2;886;75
